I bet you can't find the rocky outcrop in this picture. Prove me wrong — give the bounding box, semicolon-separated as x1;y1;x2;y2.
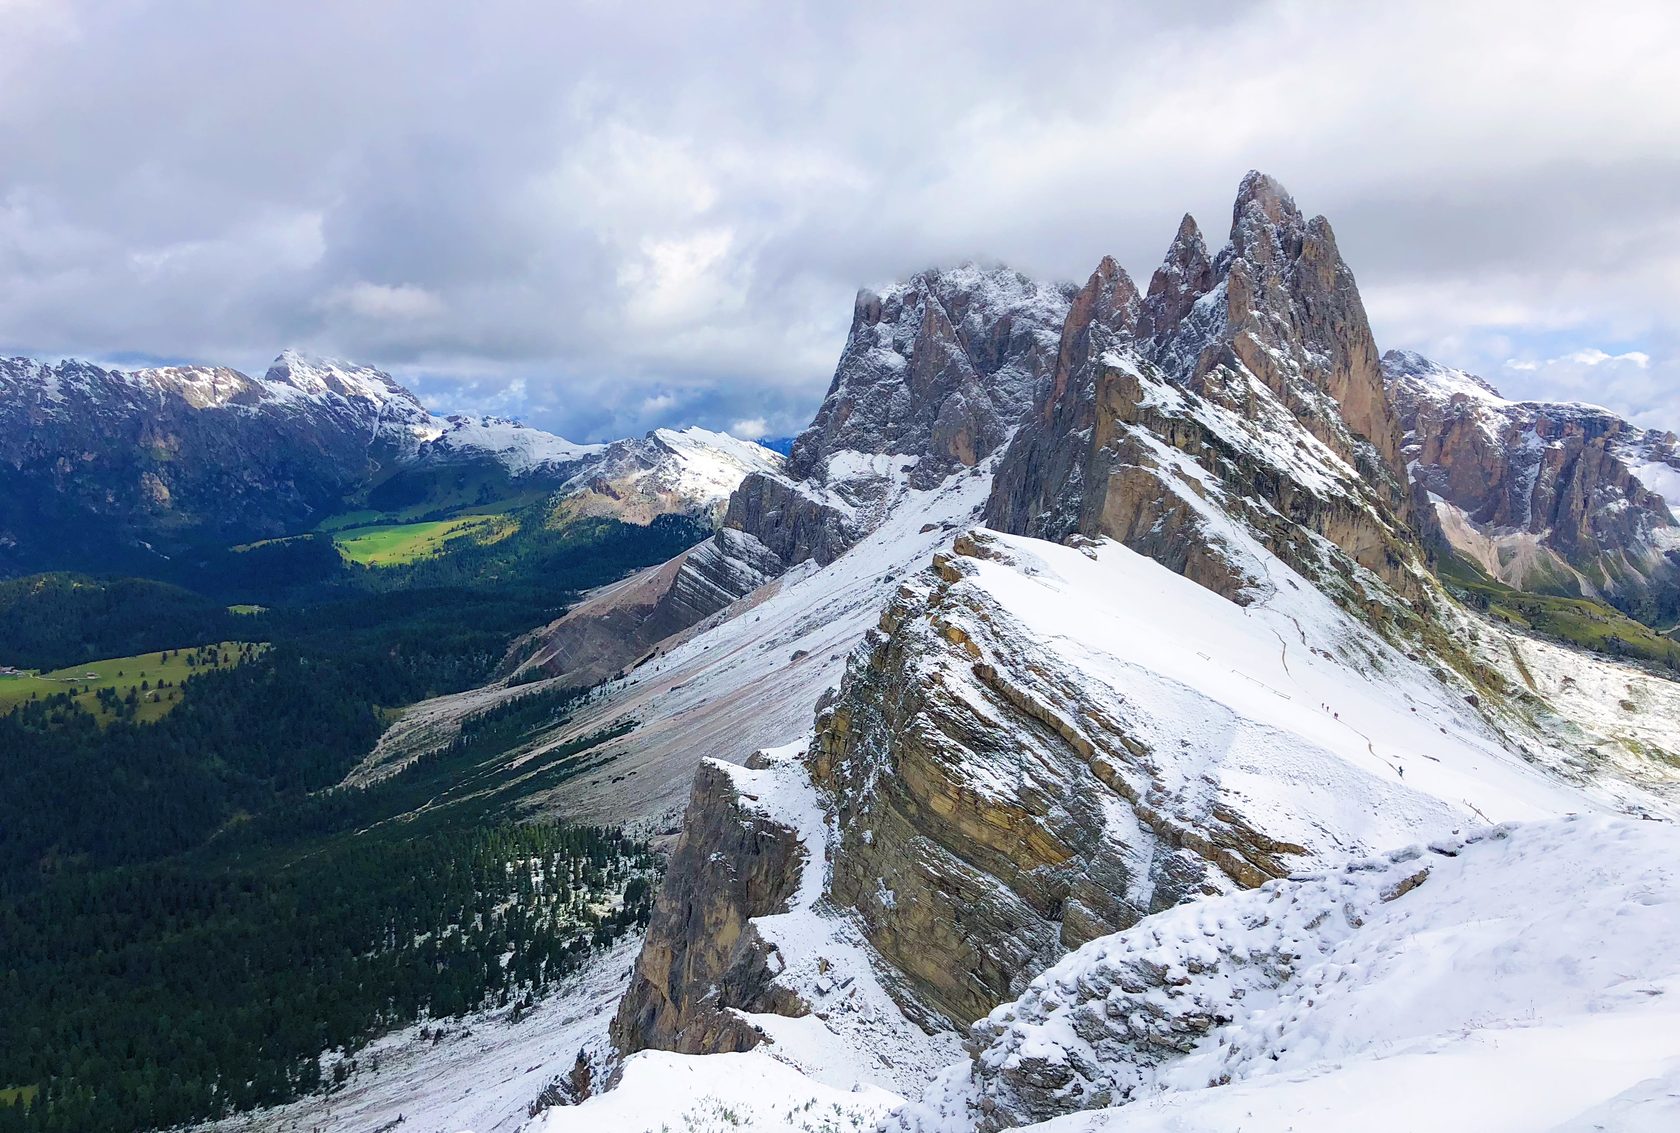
609;757;809;1057
721;472;860;568
1385;349;1680;620
789;265;1070;490
988;174;1428;629
984;257;1141;545
804;533;1308;1029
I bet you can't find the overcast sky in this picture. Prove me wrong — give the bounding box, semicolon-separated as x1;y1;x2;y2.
1;0;1676;442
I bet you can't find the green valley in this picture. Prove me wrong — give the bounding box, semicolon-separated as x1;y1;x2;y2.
332;514;516;566
0;641;267;724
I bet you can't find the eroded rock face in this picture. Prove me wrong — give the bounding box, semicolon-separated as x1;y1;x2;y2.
503;530;786;686
1385;349;1680;619
805;534;1303;1029
609;758;809;1058
789;265;1071;490
988;174;1425;632
722;472;860;569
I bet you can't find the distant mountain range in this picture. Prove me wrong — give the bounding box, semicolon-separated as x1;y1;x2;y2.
0;350;781;576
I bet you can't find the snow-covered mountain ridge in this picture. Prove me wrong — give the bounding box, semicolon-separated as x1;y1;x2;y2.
0;350;774;573
509;172;1680;1133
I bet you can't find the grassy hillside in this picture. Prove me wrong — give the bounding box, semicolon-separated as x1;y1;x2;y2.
332;514;515;566
0;642;267;724
1437;551;1680;669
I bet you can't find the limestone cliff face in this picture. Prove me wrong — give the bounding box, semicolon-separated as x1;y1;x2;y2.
804;533;1304;1029
1385;350;1680;620
987;174;1424;629
789;265;1071;490
609;757;809;1058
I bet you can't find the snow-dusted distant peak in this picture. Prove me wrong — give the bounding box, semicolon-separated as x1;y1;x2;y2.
1382;349;1631;419
423;415;603;475
1381;349;1509;404
129;364;261;409
898;261;1076;326
261;349;425;411
649;425;783;472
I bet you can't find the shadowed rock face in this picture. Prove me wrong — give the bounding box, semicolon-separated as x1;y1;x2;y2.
608;758;809;1058
984;257;1142;545
1385;349;1680;620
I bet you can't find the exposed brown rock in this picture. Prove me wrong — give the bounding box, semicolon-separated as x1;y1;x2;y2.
805;536;1305;1028
610;758;810;1058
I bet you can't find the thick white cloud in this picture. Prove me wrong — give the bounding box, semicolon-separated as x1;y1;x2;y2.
0;0;1676;440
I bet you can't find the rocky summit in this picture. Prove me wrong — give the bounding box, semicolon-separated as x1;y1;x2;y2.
510;172;1680;1133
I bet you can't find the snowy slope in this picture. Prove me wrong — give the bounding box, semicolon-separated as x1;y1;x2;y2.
534;1049;902;1133
553;821;1680;1133
421;414;604;474
195;936;641;1133
898;815;1680;1133
396;455;998;829
884;528;1604;858
551;426;784;522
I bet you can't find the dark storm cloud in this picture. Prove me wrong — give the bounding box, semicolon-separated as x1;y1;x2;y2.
1;0;1676;440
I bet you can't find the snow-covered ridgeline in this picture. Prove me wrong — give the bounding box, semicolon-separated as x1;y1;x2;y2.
898;814;1680;1133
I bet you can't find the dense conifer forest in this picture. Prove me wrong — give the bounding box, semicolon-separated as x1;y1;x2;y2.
0;511;702;1132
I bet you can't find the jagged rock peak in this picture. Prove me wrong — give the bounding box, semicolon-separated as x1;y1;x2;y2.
1231;168;1305;238
1147;214;1212;298
787;261;1072;487
1382;349;1507;401
130;364;261;410
1082;255;1141;322
262;348;423;408
1137;213;1214;344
